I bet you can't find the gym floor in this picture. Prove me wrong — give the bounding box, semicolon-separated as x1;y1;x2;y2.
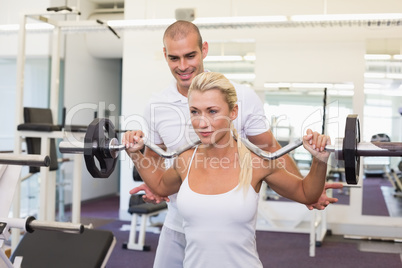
66;176;402;268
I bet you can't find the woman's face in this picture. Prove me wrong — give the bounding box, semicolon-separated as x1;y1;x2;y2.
188;89;238;146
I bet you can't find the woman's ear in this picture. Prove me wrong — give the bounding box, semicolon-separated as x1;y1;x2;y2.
230;104;238;121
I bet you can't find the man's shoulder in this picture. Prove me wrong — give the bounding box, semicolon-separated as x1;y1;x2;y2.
147;82;177;105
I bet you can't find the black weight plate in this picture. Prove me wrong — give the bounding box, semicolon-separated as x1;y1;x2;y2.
84;118;118;178
343;114;360;184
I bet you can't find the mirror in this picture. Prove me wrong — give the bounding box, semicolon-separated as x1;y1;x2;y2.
363;38;402;217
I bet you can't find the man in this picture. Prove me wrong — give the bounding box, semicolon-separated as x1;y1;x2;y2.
131;20;341;268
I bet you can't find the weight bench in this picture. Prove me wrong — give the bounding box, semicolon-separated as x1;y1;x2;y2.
123;194;167;251
10;228;116;268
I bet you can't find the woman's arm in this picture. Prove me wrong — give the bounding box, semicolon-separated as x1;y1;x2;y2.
261;129;330;205
123;130;182;197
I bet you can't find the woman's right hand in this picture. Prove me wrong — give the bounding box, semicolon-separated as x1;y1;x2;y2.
122;130;146;154
303;129;331;162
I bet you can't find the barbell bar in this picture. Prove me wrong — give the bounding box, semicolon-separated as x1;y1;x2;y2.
0;154;50;167
59;115;402;184
0;216;84;236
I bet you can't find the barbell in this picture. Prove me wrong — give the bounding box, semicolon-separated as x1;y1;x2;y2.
59;115;402;184
0;154;50;167
0;216;84;235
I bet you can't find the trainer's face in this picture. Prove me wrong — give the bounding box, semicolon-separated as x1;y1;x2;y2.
164;33;208;96
189;89;238;146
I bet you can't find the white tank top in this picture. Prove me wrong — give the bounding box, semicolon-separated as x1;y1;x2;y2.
177;147;263;268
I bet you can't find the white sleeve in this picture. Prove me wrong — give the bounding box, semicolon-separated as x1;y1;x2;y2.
143;100;163;145
236;85;270;137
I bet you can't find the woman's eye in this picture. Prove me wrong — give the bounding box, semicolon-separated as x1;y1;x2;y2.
209;110;217;114
190;110;198;115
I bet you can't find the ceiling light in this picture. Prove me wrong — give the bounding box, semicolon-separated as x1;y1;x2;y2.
223;73;256;80
264;82;354;91
204;55;243;62
364;83;382;89
393;54;402;60
0;24;19;31
243;55;256;61
0;23;54;31
364;72;386;78
193;16;287;24
364;54;392;60
292;83;334;89
26;23;54;30
333;83;354;90
291;13;402;22
386;73;402;79
107;19;175;27
264;83;291;88
336;90;355;96
365;88;402;97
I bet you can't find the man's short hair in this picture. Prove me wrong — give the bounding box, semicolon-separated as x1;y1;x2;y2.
163;20;203;49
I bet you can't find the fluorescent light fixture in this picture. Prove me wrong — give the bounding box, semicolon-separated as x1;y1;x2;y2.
364;83;382;89
393;54;402;60
204;55;256;62
291;13;402;22
386;73;402;79
0;23;54;31
365;88;402;97
223;73;256;80
107;19;175;27
365;54;392;60
0;24;19;31
333;83;354;90
336;90;355;96
364;88;381;95
292;83;333;89
264;83;291;88
26;23;54;30
365;72;402;79
108;16;287;28
264;82;354;91
311;89;354;96
243;55;256;61
193;16;287;24
204;55;243;62
364;72;386;78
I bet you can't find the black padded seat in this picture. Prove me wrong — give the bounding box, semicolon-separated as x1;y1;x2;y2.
10;229;115;268
17;107;61;173
128;202;167;215
17;123;62;132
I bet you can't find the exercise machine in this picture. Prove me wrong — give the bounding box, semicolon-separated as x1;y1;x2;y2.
0;153;115;268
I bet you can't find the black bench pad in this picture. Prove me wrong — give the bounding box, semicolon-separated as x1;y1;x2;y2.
128;202;167;215
11;229;114;268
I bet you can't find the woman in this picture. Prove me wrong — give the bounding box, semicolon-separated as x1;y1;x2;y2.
123;72;330;267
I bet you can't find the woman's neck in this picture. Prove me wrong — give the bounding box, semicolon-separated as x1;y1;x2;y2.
199;134;238;159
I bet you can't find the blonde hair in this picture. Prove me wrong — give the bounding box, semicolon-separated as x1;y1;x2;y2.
188;72;252;195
